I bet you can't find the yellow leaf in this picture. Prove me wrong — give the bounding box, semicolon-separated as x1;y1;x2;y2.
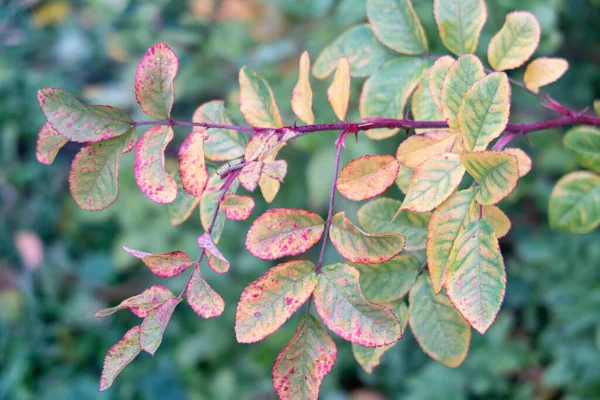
327;57;351;121
504;148;532;177
33;1;70;27
396;130;457;168
482;205;511;238
239;66;283;128
488;11;541;71
524;58;569;93
291;51;315;124
428;55;454;112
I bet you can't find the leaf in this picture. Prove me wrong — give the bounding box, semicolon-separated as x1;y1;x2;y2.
411;75;446;134
329;212;405;264
336;155;400;201
357;197;430;251
563;126;600;173
200;169;239;244
239;66;283;128
523;57;569;93
186;267;225;318
461;151;519;205
434;0;487;56
549;171;600;233
95;285;175;318
134;42;178;119
395;166;413;194
440;54;485;131
426;188;477;293
37;88;133;143
178;130;209;196
327;57;351;121
197;233;230;274
428;55;455;111
245;131;283;162
360;56;428;139
239;161;263;192
400;153;466;212
313;24;389;79
262;160;288;182
272;315;336;400
482;205;511;238
99;326;142;391
409;276;471;367
221;194;255;221
36;122;68;165
488;11;541;71
235;260;318;343
396;130;457;168
259;174;281;204
354;254;421;303
134;126;178;204
504;148;532;177
167;173;200;226
314;263;402;346
68;130;133;210
122;246;194;277
246;208;325;260
192;101;246;161
595;100;600;117
458;72;511;151
367;0;428;55
291;51;315;125
140;297;181;355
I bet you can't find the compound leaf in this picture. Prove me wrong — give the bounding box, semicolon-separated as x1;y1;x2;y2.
434;0;487;56
488;11;541;71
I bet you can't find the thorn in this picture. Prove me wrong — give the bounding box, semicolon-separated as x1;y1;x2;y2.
523;134;533;147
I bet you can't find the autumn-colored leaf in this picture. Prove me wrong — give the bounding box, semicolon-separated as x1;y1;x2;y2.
434;0;487;56
314;263;401;347
411;74;446;134
259;173;281;203
245;131;283;162
396;130;457;168
488;11;541;71
336;155;400;201
36;122;68;165
122;246;194;277
272;315;336;400
239;66;283;128
400;153;466;212
461;151;519;205
239;161;263;192
167;173;201;226
524;57;569;93
504;148;532;177
354;254;421;303
246;208;325;260
235;260;318;343
446;219;506;333
482;205;511;238
95;285;175;318
192;101;246;161
99;326;142;391
563;126;600;173
134;126;178;204
178;130;209;196
198;232;230;274
140;297;181;355
458;73;511;151
428;55;454;112
409;276;471;367
291;51;314;124
262;160;287;182
549;171;600;233
134;42;178;119
329;212;405;264
327;57;351;121
186;267;225;318
38;88;133;143
200;169;239;244
395;166;413;194
367;0;428;55
220;194;255;221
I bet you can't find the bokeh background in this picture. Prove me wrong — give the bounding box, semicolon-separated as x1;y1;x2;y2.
1;0;600;399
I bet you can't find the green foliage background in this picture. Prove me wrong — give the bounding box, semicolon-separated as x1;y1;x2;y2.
1;0;599;398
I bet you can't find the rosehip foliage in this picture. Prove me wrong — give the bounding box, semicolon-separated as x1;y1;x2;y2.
35;1;600;397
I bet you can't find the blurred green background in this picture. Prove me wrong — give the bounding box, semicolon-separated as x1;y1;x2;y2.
1;0;599;399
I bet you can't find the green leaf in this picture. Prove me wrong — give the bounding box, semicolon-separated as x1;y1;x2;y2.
197;233;230;274
291;51;315;124
272;315;336;400
336;155;400;201
122;246;194;277
235;260;318;343
95;285;175;318
69;130;134;210
354;254;421;303
446;219;506;333
167;173;200;226
396;130;457;168
401;153;466;212
523;57;569;94
134;42;178;119
314;263;402;346
488;11;541;71
461;151;519;205
426;188;477;293
458;73;511;151
38;88;133;143
99;326;142;391
358;197;430;251
186;267;225;318
140;297;181;355
360;56;427;139
221;194;255;221
367;0;428;55
134;126;178;204
428;55;454;112
200;168;239;243
36;122;68;165
246;209;325;260
409;276;471;367
549;171;600;233
329;212;405;264
434;0;487;56
411;75;446;134
178;130;209;197
440;54;485;131
563;126;600;173
192;101;246;162
313;24;389;79
239;66;283;128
